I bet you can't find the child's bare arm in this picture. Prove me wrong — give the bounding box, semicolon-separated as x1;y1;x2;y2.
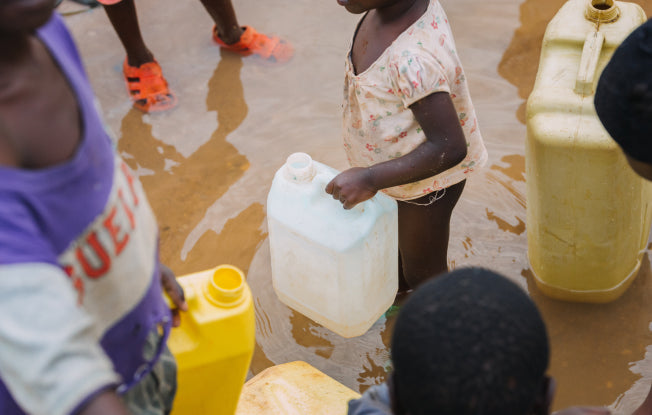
326;91;468;209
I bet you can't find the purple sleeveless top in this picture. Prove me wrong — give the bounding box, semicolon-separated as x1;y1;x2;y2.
0;14;171;414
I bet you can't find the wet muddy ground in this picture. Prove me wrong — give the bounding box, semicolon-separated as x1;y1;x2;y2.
60;0;652;412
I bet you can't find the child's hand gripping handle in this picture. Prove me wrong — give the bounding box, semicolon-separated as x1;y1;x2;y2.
160;263;189;327
323;167;378;212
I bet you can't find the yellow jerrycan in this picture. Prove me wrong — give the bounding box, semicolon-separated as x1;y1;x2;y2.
235;361;361;415
526;0;652;303
167;265;255;414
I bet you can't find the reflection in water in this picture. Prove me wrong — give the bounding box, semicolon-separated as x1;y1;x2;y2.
497;0;566;123
485;171;525;209
118;50;274;376
523;258;652;411
491;154;525;182
117;50;265;276
485;209;525;235
357;351;390;393
184;203;266;274
290;311;336;360
614;343;652;415
247;298;277;378
246;237;393;392
68;0;652;410
497;1;652;411
483;167;526;235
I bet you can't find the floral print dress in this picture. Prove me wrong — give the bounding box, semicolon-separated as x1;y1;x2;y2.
343;0;488;201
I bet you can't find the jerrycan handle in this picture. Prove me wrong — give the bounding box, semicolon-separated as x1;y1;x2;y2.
312;174;368;214
575;31;605;96
163;284;195;310
285;152;368;214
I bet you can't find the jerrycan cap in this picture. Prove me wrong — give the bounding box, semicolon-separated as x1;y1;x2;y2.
205;265;246;307
585;0;620;23
284;152;315;183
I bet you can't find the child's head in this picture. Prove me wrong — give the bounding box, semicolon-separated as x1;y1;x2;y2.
595;19;652;180
389;267;551;415
0;0;55;34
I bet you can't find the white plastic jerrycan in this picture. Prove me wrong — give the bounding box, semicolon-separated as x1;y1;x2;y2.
526;0;652;303
267;152;398;338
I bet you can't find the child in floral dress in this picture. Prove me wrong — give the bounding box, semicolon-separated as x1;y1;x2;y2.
327;0;488;292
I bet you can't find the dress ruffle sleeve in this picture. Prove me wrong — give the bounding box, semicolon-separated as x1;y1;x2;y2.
389;52;451;108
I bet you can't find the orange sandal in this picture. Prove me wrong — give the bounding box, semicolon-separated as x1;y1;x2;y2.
123;59;177;113
212;25;294;63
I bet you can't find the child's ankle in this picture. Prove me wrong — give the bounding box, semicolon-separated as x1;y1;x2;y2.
217;25;245;45
126;51;155;68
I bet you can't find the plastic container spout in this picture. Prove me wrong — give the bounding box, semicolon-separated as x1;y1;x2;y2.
206;265;246;307
585;0;620;23
284;152;316;183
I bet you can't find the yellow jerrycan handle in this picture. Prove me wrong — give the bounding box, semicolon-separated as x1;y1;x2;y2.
575;30;604;96
575;0;621;96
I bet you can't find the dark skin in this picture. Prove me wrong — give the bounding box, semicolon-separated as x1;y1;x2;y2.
0;2;186;413
104;0;244;68
329;0;468;289
102;0;246;109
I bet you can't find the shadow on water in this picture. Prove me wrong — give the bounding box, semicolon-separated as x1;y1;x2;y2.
497;0;566;124
484;157;526;236
491;154;525;183
290;311;337;360
117;50;266;277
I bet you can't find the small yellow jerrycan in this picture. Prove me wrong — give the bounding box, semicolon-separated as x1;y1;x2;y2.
526;0;652;303
235;361;361;415
167;265;255;414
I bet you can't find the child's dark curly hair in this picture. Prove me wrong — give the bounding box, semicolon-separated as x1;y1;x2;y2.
391;267;550;415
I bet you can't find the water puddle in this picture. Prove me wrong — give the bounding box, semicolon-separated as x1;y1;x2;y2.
64;0;652;410
497;1;652;410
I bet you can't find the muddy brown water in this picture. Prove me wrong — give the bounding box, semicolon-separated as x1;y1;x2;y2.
61;0;652;411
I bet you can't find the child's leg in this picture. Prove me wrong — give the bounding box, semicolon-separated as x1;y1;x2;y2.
397;180;466;289
103;0;153;67
201;0;294;63
103;0;176;112
122;346;177;415
198;0;244;45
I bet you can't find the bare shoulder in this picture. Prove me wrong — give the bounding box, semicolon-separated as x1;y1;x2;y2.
0;37;81;170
